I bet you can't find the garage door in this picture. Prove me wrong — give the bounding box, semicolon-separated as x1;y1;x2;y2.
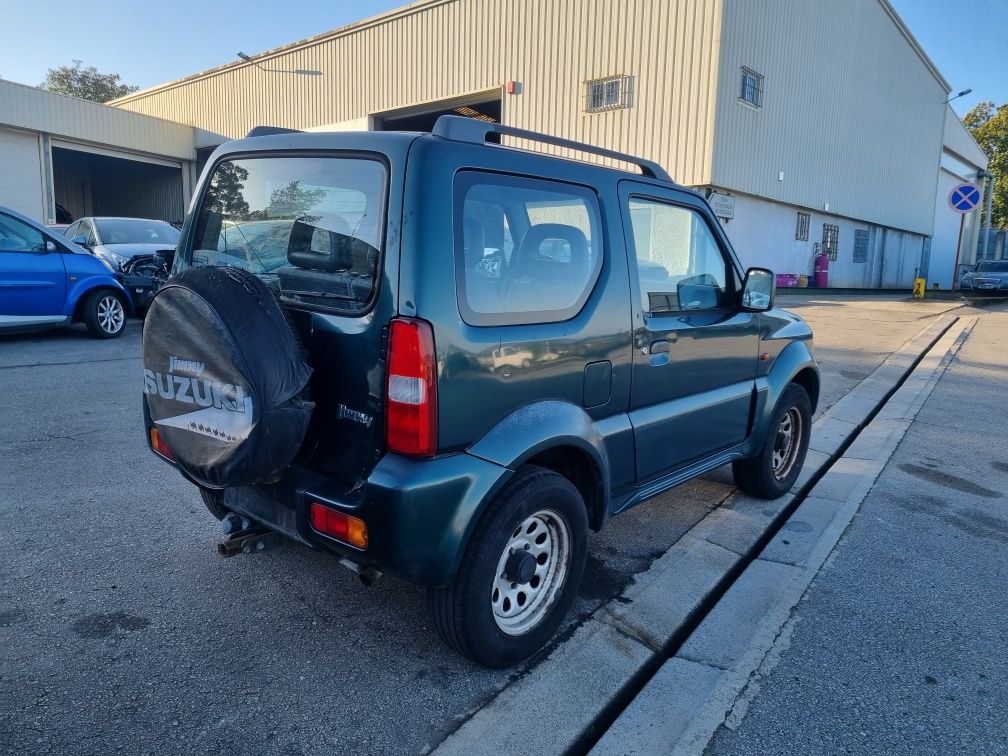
0;127;44;221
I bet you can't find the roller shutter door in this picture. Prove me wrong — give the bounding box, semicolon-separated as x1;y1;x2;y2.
0;128;44;221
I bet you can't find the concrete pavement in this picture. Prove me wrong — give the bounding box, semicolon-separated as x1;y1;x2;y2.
593;304;1008;755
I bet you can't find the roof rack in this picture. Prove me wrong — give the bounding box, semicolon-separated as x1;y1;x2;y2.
246;125;303;138
431;115;673;183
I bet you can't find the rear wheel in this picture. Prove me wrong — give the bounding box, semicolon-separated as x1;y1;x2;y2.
83;291;126;338
429;467;588;668
733;383;811;499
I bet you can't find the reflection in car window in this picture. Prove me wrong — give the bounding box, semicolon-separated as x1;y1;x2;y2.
455;172;603;326
628;199;729;313
189;156;387;313
977;261;1008;272
0;214;46;253
95;219;180;245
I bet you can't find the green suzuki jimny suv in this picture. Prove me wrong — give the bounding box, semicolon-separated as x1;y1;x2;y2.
142;116;817;668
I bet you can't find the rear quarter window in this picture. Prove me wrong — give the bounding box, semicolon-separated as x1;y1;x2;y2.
188;154;387;314
454;171;603;326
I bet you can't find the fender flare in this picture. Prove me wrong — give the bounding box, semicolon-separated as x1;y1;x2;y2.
745;339;819;455
66;277;134;318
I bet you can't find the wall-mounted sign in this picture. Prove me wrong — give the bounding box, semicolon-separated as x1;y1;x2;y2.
708;192;735;219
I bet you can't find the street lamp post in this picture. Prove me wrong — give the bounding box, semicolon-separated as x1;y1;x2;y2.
236;51;322;76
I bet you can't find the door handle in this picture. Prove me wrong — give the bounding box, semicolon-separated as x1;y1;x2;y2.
649;339;670;354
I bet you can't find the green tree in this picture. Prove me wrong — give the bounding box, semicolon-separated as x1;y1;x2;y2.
40;60;138;103
207;162;250;218
963;101;1008;230
267;181;327;218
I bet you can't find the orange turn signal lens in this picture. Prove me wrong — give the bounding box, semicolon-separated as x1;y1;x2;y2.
149;427;175;462
309;502;368;549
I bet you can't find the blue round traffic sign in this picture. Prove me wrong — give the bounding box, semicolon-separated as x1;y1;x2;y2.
948;183;981;214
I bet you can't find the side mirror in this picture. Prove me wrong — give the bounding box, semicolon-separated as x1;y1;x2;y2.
45;240;58;253
741;267;775;312
71;234;88;247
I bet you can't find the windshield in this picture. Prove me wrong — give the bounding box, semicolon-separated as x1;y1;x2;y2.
96;219;180;245
188;155;387;312
976;261;1008;273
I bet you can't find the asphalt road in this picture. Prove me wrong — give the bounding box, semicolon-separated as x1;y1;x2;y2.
0;296;964;754
707;306;1008;755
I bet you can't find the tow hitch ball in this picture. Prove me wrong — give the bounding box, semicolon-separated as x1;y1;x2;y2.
218;513;280;557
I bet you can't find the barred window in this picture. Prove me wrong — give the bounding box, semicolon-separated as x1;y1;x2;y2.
740;67;764;108
585;75;633;113
796;212;810;241
822;224;839;261
853;229;869;263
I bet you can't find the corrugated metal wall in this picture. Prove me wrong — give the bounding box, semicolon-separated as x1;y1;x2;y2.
710;0;947;236
112;0;722;186
0;80;197;161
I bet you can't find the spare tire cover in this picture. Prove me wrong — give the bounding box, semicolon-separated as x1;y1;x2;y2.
142;265;313;489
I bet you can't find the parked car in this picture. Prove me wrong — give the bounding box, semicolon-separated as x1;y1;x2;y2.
0;205;132;338
141;118;819;667
65;217;180;308
958;259;1008;292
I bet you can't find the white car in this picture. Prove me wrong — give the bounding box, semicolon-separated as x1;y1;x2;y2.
64;217;180;272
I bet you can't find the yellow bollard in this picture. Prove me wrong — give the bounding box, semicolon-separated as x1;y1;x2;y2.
912;277;926;299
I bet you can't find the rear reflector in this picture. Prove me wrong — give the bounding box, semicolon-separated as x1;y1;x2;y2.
309;502;368;549
386;317;437;456
149;427;175;462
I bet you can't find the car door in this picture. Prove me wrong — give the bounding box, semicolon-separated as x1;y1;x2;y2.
619;182;759;481
0;211;67;317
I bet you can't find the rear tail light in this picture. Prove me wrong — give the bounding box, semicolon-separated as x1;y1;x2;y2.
309;502;368;548
149;427;175;462
385;317;437;456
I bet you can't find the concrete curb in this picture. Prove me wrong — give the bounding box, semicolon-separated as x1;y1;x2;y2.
590;317;977;756
431;314;966;756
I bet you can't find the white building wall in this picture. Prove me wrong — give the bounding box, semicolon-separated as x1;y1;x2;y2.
719;192;925;289
711;0;948;237
0;126;45;220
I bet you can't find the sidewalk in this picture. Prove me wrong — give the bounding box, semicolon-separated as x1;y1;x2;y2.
704;308;1008;754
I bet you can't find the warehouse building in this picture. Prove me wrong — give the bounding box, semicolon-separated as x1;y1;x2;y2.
109;0;984;288
0;79;223;226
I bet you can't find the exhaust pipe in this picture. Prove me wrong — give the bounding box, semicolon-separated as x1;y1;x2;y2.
218;525;281;557
339;558;383;586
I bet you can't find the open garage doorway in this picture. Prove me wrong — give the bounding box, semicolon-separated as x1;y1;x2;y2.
52;145;185;225
375;92;501;137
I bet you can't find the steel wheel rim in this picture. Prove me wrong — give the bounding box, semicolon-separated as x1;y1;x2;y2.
491;509;571;636
772;407;802;480
97;296;124;334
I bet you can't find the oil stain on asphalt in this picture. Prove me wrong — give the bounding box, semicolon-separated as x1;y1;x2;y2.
899;463;1002;498
71;610;151;639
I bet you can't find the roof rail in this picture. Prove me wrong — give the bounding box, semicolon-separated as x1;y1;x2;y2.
431;115;673;183
246;125;303;138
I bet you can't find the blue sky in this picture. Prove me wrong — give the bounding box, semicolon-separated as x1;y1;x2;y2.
1;0;1004;115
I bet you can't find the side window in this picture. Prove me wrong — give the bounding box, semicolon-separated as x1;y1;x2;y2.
0;214;46;253
64;221;80;239
628;198;729;313
455;172;603;326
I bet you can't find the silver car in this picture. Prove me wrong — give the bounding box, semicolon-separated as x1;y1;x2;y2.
64;217;180;272
959;260;1008;292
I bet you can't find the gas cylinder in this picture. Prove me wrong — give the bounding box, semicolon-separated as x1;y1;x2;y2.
813;250;830;288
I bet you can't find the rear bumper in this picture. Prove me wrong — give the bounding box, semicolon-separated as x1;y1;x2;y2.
226;454;511;586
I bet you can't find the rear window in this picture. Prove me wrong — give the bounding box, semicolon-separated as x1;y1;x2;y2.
188;155;387;313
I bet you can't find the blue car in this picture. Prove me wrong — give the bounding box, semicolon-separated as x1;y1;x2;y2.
0;205;133;338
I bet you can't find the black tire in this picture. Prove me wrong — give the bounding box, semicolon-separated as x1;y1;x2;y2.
199;487;229;520
733;383;812;499
429;467;588;668
83;290;127;339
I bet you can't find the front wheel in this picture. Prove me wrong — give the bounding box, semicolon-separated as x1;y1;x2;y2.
429;467;588;668
83;291;127;338
733;383;812;499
